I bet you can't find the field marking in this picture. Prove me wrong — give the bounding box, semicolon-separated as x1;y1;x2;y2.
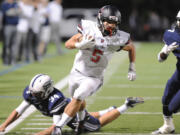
26;123;52;125
95;96;161;100
107;84;164;89
2;105;36;134
30;119;51;121
0;63;29;76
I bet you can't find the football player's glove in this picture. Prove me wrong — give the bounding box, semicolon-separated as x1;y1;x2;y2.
127;62;136;81
163;42;178;55
75;34;94;49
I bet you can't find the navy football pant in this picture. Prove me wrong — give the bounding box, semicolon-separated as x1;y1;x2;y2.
162;69;180;116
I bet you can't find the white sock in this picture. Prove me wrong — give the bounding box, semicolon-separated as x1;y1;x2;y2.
77;109;86;121
56;113;72;128
98;106;116;116
117;104;128;114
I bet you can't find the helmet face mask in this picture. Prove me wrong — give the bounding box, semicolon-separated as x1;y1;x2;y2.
97;5;121;36
29;74;53;100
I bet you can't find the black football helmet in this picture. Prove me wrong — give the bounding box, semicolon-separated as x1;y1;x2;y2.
97;5;121;36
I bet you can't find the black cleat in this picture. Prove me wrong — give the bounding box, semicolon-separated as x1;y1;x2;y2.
51;126;62;135
125;97;144;107
74;112;90;135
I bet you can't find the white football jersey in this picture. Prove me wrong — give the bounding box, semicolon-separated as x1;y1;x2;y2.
72;20;130;78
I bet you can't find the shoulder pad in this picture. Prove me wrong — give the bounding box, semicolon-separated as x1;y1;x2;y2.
77;20;96;35
116;30;130;46
163;29;176;45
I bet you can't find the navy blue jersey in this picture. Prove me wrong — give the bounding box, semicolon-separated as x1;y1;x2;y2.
23;86;70;117
23;86;101;132
163;27;180;58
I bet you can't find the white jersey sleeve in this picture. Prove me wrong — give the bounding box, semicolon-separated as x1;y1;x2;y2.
15;100;31;115
105;30;130;52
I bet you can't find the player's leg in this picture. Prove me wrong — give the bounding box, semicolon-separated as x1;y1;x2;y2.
53;72;102;135
99;97;144;127
90;106;116;119
152;71;180;134
73;77;102;135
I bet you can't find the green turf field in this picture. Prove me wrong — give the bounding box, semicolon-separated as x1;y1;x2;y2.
0;42;180;135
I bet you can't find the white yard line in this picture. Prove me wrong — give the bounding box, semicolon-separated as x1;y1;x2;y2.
2;105;36;134
107;84;164;89
94;96;161;100
26;123;52;125
30;119;51;121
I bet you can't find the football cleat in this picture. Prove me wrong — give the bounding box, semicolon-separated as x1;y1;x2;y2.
125;97;144;107
152;116;175;134
74;120;84;135
152;125;175;134
74;112;90;135
51;126;62;135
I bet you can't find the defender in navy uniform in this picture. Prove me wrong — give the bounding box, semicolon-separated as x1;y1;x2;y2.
0;74;144;135
152;11;180;134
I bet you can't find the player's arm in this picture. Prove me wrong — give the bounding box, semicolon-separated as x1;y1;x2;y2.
0;100;30;132
65;33;94;49
65;33;83;49
122;40;136;81
158;42;178;62
34;114;61;135
122;39;135;63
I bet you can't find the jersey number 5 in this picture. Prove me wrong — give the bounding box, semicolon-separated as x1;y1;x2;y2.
91;48;103;63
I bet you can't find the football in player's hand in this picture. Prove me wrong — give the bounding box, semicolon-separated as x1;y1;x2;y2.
77;35;83;42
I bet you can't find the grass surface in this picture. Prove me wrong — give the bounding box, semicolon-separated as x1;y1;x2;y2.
0;42;180;135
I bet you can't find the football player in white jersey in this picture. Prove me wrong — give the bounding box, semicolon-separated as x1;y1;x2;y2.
52;5;136;135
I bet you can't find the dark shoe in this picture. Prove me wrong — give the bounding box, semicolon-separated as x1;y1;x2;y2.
125;97;144;107
51;126;62;135
74;112;90;135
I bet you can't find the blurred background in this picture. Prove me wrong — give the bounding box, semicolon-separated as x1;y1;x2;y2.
0;0;180;65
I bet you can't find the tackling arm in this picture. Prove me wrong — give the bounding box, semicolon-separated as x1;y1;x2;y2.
0;100;30;132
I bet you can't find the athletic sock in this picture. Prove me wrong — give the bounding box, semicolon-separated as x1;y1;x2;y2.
77;109;86;121
98;106;116;116
117;104;128;114
56;113;72;128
